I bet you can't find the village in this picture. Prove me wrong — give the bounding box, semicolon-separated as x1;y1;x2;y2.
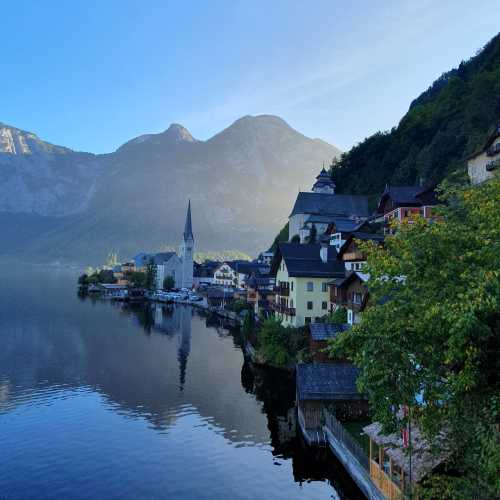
78;125;499;500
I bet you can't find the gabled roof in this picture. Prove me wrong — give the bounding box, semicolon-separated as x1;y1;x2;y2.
270;243;345;278
334;271;370;289
309;322;349;341
337;232;384;259
296;363;365;401
377;185;439;213
290;192;370;218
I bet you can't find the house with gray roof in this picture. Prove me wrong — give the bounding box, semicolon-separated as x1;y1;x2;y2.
288;168;370;241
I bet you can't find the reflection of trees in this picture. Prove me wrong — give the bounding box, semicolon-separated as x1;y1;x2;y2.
242;362;365;499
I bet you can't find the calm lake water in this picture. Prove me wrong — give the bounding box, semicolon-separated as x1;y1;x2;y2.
0;265;364;500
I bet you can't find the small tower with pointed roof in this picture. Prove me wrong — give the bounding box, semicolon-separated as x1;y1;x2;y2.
180;200;194;289
312;167;336;194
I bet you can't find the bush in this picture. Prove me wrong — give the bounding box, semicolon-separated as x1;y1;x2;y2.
257;317;309;368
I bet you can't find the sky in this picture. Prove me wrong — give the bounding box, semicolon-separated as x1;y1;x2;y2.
1;0;499;154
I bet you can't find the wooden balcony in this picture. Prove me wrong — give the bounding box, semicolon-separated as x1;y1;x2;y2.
369;459;403;500
274;285;290;296
271;302;296;316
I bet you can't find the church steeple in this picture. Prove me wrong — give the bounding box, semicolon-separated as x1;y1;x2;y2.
184;199;193;241
180;200;194;289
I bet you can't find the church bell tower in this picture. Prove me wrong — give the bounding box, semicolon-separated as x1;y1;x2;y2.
180;200;194;289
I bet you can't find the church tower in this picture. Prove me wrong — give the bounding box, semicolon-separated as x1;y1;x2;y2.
312;167;336;194
180;200;194;289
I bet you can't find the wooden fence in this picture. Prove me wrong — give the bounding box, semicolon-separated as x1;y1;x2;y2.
322;409;370;472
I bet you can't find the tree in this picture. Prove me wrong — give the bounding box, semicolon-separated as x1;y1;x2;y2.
328;178;500;498
128;271;147;288
308;224;317;244
163;275;175;290
145;261;156;290
325;306;347;324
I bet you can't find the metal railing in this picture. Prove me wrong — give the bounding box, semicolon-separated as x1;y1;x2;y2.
323;409;369;471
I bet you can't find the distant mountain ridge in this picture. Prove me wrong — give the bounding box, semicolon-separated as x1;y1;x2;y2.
0;115;340;264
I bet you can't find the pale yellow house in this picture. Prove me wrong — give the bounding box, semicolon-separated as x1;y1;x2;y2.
271;243;345;327
468;125;500;185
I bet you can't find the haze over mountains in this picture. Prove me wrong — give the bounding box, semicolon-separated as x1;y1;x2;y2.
0;115;340;264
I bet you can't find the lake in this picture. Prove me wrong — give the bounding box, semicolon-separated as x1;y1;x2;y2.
0;264;364;499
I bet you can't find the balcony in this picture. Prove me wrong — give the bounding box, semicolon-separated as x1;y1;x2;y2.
275;285;290;296
271;302;296;316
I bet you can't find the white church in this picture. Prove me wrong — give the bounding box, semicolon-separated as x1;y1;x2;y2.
151;201;194;290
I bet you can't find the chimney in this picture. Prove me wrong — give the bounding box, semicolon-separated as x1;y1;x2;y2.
320;242;328;264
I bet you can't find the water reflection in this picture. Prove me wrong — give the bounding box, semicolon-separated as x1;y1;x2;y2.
0;265;364;499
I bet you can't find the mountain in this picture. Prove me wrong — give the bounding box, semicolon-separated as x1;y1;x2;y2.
332;32;500;197
0;115;340;264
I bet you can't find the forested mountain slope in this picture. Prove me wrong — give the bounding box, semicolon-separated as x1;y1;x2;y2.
332;32;500;195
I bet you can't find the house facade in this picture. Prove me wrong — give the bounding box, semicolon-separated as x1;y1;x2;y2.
467;125;500;185
271;243;345;327
213;262;238;287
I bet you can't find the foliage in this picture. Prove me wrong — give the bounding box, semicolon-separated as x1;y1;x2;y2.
291;234;300;244
145;261;156;290
257;317;308;368
127;271;147;288
270;222;289;252
230;299;253;314
97;269;116;284
308;224;317;244
242;309;255;337
331;33;500;196
328;178;500;497
325;307;347;324
163;275;175;290
77;274;88;286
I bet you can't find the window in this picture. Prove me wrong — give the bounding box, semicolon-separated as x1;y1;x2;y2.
322;301;328;310
291;281;294;291
322;282;328;292
305;317;311;325
307;301;313;310
290;299;293;308
307;282;313;292
354;292;363;304
347;309;353;325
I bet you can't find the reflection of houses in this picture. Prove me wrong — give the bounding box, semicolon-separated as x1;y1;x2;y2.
271;243;345;327
296;363;368;445
467;125;500;185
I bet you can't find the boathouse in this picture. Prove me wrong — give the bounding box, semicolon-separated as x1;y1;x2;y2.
296;363;368;445
308;323;348;362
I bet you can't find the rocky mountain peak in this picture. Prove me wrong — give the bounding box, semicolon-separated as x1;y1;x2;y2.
163;123;196;143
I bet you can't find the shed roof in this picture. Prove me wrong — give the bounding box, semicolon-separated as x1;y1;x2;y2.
309;322;349;341
296;363;364;401
363;422;448;482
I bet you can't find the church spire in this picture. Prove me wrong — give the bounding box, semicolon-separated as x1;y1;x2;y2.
183;200;193;241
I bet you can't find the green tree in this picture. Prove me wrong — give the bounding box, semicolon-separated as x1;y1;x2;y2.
128;271;147;288
145;261;156;290
308;224;317;244
163;275;175;290
325;306;347;324
329;178;500;498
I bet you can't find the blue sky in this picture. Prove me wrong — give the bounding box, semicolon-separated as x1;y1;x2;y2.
2;0;499;153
